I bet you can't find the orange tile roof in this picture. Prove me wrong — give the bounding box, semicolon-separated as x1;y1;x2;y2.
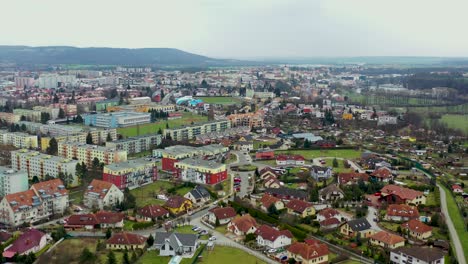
370;231;405;245
260;194;281;209
5;190;38;212
107;232;146;245
85;179;114;199
286;199;313;214
230;214;257;233
401;219;432;234
288;241;329;261
31;179;68;196
381;185;423;201
386;204;419;218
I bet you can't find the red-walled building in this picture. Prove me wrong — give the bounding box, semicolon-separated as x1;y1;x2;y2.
256;150;275;160
175;158;227;185
103;158;158;190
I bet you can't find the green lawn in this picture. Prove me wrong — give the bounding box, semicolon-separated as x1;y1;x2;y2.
69;189;84;205
379;221;400;232
275;149;362;160
194;96;242;105
200;246;266;264
130;181;175;207
440;184;468;260
117;112;208;137
137;250;171;264
325;159;354;173
175;187;192;196
440;114;468;134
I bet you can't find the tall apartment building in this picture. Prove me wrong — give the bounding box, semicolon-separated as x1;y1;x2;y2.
0;112;21;124
11;149;78;186
13;109;41;122
0;131;38;149
103;158;158;190
14;77;35;88
227;112;264;128
36;74;76;89
107;104;176;113
0;179;69;226
0;166;28;197
164;119;231;141
83;112;151;128
50;103;78;116
32;106;60;120
159;144;228;173
175;158;227;185
57;142;127;167
105;134;162;154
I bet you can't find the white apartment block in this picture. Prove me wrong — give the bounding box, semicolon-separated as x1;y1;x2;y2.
0;179;69;227
0;166;29;197
164;119;231;141
11;149;78;186
0;131;38;149
105;134;162;154
57;142;127;167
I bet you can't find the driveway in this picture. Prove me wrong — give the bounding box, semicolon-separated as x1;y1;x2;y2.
312;157;364;173
366;206;382;232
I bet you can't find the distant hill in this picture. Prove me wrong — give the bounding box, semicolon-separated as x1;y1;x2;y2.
0;46;250;66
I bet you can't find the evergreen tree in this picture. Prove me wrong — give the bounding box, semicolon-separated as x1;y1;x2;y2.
146;234;154;247
75;114;83;123
122;250;130;264
79;248;96;264
86;132;93;144
58;108;66;118
107;251;117;264
131;251;137;263
332;158;339;168
106;132;112;142
47;137;58;155
105;228;112;239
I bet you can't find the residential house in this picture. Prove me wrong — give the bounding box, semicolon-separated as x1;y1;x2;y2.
340;218;374;238
287;239;329;264
265;187;308;201
371;167;393;182
107;232;146;250
385;204;419;222
369;231;405;249
259;194;284;212
338;173;369;185
227;214;258;236
207;207;237;225
320;217;342;230
380;185;426;205
233;141;254;152
137;204;169;222
317;208;344;223
263;176;281;189
452;184;463;194
259;167;279;180
319;184;345;201
95;211;124;229
256;225;292;249
285;199;315;218
276;154;305;166
390;247;445;264
164;196;193;215
184;185;211;205
401;219;432;240
2;229;47;259
154;232;199;257
310;166;333;181
256;150;275;160
65;211;124;230
83;179;124;210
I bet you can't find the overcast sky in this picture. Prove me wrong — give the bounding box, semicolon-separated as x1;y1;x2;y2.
1;0;467;59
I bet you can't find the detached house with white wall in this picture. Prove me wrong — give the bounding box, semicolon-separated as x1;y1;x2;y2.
256;225;292;249
84;179;124;210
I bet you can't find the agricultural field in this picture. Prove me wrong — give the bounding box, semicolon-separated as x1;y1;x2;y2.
130;181;175;207
36;238;125;264
194;96;242;105
440;114;468;134
200;246;266;264
117;112;208;137
275;149;362;160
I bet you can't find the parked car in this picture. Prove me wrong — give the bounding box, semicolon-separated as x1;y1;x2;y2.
193;227;201;232
199;230;208;235
234;178;242;182
268;249;277;253
209;236;216;241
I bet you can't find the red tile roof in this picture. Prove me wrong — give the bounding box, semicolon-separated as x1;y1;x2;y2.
230;214;257;233
381;185;423;201
401;219;432;234
95;211;124;224
260;194;281;209
66;213;98;226
107;232;146;246
255;225;292;242
209;207;237;220
4;229;45;255
320;217;341;227
287;241;329;261
276;154;305;161
387;204;419;218
286;199;313;214
371;167;392;179
338;173;369;184
452;184;463;191
31;179;68;196
85;179;114;199
317;208;340;219
4;189;39;212
370;231;405;245
164;196;191;209
138;204;169;219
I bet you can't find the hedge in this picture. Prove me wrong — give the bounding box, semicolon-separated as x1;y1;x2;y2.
132;221;154;230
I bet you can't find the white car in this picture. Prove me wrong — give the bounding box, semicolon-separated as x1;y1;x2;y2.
268;249;277;253
209;236;216;241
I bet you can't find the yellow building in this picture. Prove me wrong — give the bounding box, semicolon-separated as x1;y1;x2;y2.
163;196;193;215
369;231;405;249
285;199;316;218
13;109;42;122
40;134;87;151
107;103;175;113
339;219;375;238
342;113;353;120
0;112;20;124
227;112;264;128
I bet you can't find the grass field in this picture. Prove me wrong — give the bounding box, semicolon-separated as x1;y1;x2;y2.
137;250;171;264
275;149;362;160
440;114;468;134
36;238;124;264
324;159;353;173
440;184;468;261
130;181;175;207
117;112;208;137
200;246;266;264
194;96;242;105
